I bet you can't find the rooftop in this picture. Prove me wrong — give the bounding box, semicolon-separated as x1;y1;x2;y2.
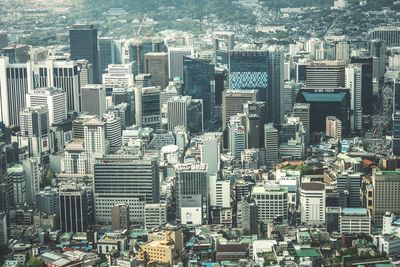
342;208;368;216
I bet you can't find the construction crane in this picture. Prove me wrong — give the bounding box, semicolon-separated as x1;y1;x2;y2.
137;13;147;36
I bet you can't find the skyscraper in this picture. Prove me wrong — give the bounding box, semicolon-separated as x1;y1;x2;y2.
26;87;67;125
7;163;26;207
83;117;107;170
228;51;268;101
0;57;33;126
167;95;203;133
19;106;49;157
168;47;192;79
264;123;279;168
134;86;161;129
81;84;107;116
300;183;326;225
98;37;115;74
94;154;160;223
175;162;209;224
102;63;135;87
183;56;215;124
393;81;400;156
69;24;100;83
292;103;310;145
228;114;246;160
200;132;222;176
350;57;374;114
267;50;284;124
222;90;258;129
369;39;387;81
345;64;363;133
59;184;90;233
305;60;346;88
144;52;169;89
371;26;400;47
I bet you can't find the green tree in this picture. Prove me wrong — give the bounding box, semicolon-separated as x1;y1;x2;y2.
26;257;45;267
44;169;55;187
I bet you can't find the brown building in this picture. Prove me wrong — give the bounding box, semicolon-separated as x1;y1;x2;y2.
111;204;130;231
144;52;169;89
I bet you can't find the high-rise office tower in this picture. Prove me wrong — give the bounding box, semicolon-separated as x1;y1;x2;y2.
83;117;108;170
0;212;7;248
21;157;40;205
32;59;81;112
59;184;90;233
26;87;67;125
214;31;235;67
134;86;160;129
350;57;374;114
305;60;346;88
111;203;130;231
168;47;193;79
69;24;100;83
264;123;279;168
200;132;222;176
292;103;310;145
72;114;96;139
393;81;400;156
98;37;115;74
214;68;227;106
102;63;135;87
144;52;169;89
167;95;203;133
77;59;94;88
1;45;29;63
135;73;153;87
103;113;122;153
371;26;400;47
228;114;246;160
369;39;387;81
336;172;361;208
237;198;258;235
81;84;107;115
175;162;209;224
0;32;8;49
222;90;258;129
300;182;326;225
0;57;33;126
345;64;363;133
94;155;160;223
372;169;400;227
296;88;350;135
267;50;284;124
228;51;268;101
252;182;288;223
243;101;267;147
19;106;49;157
7;163;26;207
183;56;215;124
283;82;295;117
126;38;165;76
61;140;89;175
335;41;350;61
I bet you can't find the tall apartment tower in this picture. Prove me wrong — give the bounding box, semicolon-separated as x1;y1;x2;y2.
59;184;90;233
81;84;107;115
292;103;310;144
345;64;363;133
94;155;160;223
264;123;279;169
26;87;67;125
0;57;33;126
111;203;130;231
69;24;100;83
326;116;342;139
222;90;258;129
144;52;169;89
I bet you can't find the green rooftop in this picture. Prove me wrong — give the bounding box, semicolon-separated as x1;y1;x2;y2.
296;248;322;258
